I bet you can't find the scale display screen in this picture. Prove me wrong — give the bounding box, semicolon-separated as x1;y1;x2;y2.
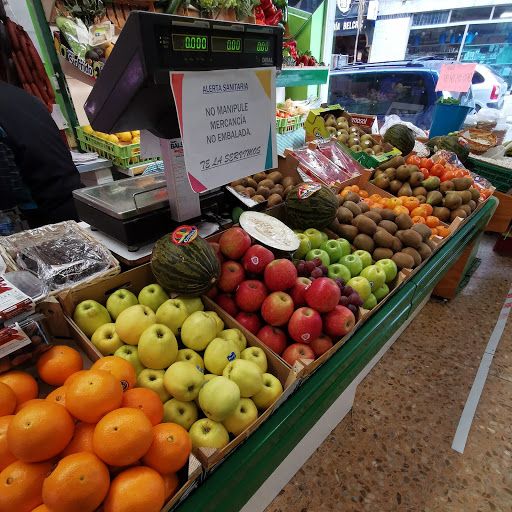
245;38;272;54
172;34;208;51
212;37;242;53
170;34;273;55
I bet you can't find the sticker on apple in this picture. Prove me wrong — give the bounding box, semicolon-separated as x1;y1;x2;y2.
251;256;259;265
227;351;237;362
196;366;204;373
297;183;321;200
301;333;310;341
171;225;198;245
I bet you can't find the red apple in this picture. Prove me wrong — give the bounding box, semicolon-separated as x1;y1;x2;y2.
304;277;341;313
257;325;287;355
310;333;333;358
287;307;322;344
215;293;239;317
235;280;268;313
261;292;294;327
205;286;219;300
218;261;245;292
235;312;261;335
282;343;315;366
242;245;274;274
288;277;312;308
264;259;297;292
208;242;225;265
219;227;251;260
323;305;355;338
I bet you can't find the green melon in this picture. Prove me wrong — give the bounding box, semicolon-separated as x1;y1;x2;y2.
427;135;469;163
383;124;415;155
151;228;220;296
285;183;338;230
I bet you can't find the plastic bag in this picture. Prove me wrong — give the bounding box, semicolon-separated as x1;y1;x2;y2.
56;16;88;59
462;113;477;129
317;140;364;177
476;107;500;131
293;147;351;186
380;115;427;138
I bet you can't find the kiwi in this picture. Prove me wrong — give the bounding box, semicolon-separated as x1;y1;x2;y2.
253;172;266;183
448;190;472;204
470;188;480;202
337;206;354;224
245;178;258;189
392;237;403;253
444;194;463;211
252;195;265;203
354;233;375;253
439;181;455;194
269;186;284;197
425;239;437;251
432;206;450;222
400;229;423;249
267;194;283;207
338;224;359;242
258;179;274;189
468;200;477;212
452;177;473;191
392;252;415;271
408;172;424;188
344;192;360;203
412;186;427;197
371;208;382;217
389;180;403;195
245;187;256;197
396;165;412;181
373;229;395;249
417;243;432;261
395;213;413;230
459;204;471;217
355;216;377;236
373;247;394;261
283;185;293;198
256;186;271;199
398;182;413;197
282;176;295;189
380;209;397;222
234;185;246;193
378;220;398;235
450;208;467;222
267;171;282;184
411;223;432;243
337;195;345;207
364;211;382;224
402;247;421;267
344;201;362;217
359;202;370;213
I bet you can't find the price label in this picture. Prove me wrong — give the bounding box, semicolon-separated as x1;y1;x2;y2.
435;63;477;93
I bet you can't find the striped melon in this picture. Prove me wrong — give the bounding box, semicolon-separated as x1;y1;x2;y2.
151;226;220;296
285;183;338;230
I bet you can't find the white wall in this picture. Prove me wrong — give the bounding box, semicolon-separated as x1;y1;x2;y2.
378;0;511;16
369;16;411;62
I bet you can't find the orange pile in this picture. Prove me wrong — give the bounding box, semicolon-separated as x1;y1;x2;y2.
0;347;192;512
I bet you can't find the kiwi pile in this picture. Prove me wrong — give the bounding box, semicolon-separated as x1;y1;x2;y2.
229;171;299;208
333;192;436;270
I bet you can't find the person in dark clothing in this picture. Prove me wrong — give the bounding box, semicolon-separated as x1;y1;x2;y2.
0;81;83;228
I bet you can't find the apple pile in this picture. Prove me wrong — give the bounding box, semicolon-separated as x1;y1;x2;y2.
72;292;284;454
209;227;360;366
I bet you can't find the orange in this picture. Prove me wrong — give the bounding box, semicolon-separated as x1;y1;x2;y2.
42;452;110;512
0;371;38;407
393;205;409;216
340;188;352;198
423;203;433;216
64;369;88;387
363;198;374;206
61;422;96;457
387;197;403;209
369;193;382;202
0;460;53;512
91;356;136;392
410;206;428;218
0;381;16;416
7;401;74;462
402;197;419;212
45;386;68;407
37;345;83;387
161;472;180;500
14;398;45;413
103;466;166;512
31;505;50;512
93;408;153;466
430;228;439;237
359;190;369;198
378;198;390;208
349;185;360;192
412;216;426;224
437;226;451;238
142;423;191;474
0;416;17;472
66;369;123;423
425;216;439;228
121;388;164;426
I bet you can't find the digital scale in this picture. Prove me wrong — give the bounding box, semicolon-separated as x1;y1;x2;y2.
76;11;282;249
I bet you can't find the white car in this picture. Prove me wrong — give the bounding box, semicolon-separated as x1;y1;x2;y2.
472;64;507;112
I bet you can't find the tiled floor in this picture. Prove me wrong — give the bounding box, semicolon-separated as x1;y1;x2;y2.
266;233;512;512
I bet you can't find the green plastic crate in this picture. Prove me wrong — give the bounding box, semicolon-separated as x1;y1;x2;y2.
275;115;305;135
76;126;160;168
467;157;512;193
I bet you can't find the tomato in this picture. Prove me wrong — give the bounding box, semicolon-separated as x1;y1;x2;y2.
419;167;430;179
430;163;445;177
406;155;421;167
440;170;455;182
453;169;465;178
437;158;447;167
420;157;434;170
481;189;491;199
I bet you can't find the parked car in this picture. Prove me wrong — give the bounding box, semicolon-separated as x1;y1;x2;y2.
328;59;501;130
471;64;506;111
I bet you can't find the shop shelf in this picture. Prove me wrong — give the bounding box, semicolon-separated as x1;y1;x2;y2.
276;67;329;87
467;157;512;193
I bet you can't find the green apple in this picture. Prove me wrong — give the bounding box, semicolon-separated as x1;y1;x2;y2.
363;293;377;310
251;373;283;410
305;249;330;266
294;233;311;259
204;311;224;335
219;329;246;352
373;283;390;303
136;368;170;402
339;254;363;277
91;323;124;356
137;324;178;370
222;398;258;436
163;398;198;431
164;361;204;402
155;299;189;335
327;263;351;283
204;337;240;375
106;289;138;321
303;228;324;250
114;345;145;376
176;348;205;372
198;375;240;421
336;238;351;258
293;229;303;234
346;276;372;301
375;259;398;283
138;284;169;313
359;265;386;292
240;347;267;373
223;359;263;398
353;250;372;269
115;305;156;345
319;239;342;263
194;374;217;407
319;231;328;244
181;311;217;351
188;418;230;452
179;297;204;314
73;300;111;339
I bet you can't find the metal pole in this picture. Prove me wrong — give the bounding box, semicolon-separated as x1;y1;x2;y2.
353;0;365;63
